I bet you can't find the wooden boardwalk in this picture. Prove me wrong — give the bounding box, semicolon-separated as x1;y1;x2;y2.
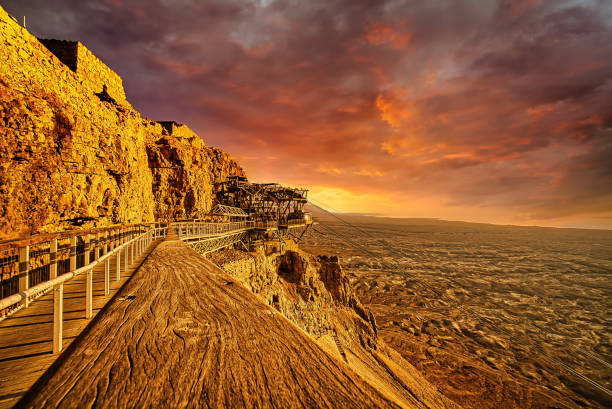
0;239;163;409
12;238;403;409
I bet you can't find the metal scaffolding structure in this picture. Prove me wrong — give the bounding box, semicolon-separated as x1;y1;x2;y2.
214;176;309;222
213;176;314;250
184;230;249;255
209;204;249;219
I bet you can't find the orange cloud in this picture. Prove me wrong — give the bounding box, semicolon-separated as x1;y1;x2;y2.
375;93;412;128
381;138;415;155
316;164;342;174
381;138;441;157
353;168;384;177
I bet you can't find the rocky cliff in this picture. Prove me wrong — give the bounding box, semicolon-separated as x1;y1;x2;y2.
208;244;461;409
0;6;243;240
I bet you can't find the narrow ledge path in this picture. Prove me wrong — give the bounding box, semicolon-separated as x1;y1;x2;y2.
15;238;403;409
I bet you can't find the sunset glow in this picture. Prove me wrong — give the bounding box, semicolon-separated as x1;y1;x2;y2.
6;0;611;228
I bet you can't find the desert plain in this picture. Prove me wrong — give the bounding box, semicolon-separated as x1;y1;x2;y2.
301;212;611;409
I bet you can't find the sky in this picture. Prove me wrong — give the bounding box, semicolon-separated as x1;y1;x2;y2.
3;0;612;228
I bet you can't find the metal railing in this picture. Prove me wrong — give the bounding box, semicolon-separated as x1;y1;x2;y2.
0;216;309;354
0;224;165;353
253;220;277;230
185;230;249;255
173;221;252;255
173;221;253;238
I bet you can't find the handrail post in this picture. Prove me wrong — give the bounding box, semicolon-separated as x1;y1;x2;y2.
124;243;128;274
83;234;90;265
69;236;77;273
95;232;101;260
84;234;92;319
116;247;121;281
50;238;58;279
104;258;110;296
104;230;109;255
85;268;93;319
18;245;29;307
53;283;63;353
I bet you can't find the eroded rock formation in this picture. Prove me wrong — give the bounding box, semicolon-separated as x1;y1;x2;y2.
208;245;460;409
0;6;243;240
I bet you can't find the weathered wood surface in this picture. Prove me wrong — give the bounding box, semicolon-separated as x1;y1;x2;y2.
17;238;403;409
0;240;162;409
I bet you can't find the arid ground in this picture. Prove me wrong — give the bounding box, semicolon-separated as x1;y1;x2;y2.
301;213;612;409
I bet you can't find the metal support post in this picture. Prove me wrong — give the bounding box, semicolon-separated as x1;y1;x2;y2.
50;238;58;279
105;258;110;296
85;269;93;319
53;283;63;353
18;245;29;307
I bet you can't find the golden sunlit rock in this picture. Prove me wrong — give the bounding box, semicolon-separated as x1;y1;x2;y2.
0;7;243;240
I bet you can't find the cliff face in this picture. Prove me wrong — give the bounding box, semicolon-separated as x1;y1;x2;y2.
0;6;243;240
210;246;377;339
208;245;461;409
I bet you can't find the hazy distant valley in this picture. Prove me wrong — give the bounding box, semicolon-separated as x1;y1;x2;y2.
301;214;612;409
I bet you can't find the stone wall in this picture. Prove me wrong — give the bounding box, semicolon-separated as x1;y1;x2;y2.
0;5;244;239
76;41;127;103
38;39;127;104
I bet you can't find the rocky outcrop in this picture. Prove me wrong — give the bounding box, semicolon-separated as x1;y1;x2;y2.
0;6;243;240
207;245;461;409
209;245;376;340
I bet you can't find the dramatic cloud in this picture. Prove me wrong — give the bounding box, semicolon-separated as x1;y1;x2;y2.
4;0;611;227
